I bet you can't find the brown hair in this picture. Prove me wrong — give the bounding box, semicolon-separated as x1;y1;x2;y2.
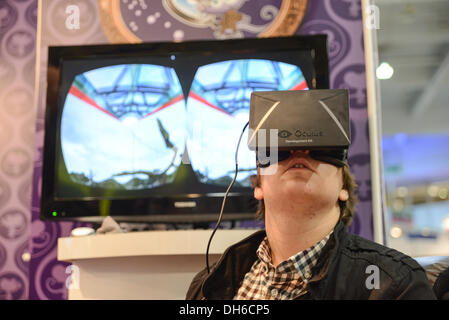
251;165;358;228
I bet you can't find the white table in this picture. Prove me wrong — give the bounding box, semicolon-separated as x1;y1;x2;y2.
58;229;258;300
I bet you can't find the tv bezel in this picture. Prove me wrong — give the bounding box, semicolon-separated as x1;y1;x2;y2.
41;35;329;223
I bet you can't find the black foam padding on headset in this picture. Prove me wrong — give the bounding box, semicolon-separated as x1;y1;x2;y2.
256;148;348;168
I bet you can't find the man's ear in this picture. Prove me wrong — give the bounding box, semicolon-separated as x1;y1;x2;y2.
254;186;264;200
339;189;349;201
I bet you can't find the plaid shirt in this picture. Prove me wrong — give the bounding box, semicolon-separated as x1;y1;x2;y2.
234;231;332;300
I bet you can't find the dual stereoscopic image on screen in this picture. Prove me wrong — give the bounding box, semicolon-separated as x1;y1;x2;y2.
43;36;328;221
60;59;308;195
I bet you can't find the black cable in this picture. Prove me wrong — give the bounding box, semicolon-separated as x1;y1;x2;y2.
206;121;249;274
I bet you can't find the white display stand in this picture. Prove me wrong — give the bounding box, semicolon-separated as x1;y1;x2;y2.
57;229;259;300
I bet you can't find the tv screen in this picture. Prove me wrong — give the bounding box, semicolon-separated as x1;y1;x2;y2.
42;35;329;223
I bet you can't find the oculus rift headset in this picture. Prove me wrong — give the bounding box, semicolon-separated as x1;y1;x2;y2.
247;89;351;168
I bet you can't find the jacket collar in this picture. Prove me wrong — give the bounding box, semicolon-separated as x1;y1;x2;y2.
201;221;348;300
307;221;346;286
202;229;266;299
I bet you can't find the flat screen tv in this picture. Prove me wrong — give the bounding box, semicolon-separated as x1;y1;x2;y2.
41;35;329;223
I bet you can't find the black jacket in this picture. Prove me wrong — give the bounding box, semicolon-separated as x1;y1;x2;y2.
186;221;436;300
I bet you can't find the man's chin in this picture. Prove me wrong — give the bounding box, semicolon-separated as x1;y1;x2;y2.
278;184;312;201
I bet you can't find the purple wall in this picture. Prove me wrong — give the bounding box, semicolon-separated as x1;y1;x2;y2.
25;0;372;300
0;0;36;300
299;1;373;238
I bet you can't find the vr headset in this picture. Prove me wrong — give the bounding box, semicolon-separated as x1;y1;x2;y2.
248;89;351;168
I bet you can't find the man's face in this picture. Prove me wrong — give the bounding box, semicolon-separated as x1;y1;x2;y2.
255;150;347;214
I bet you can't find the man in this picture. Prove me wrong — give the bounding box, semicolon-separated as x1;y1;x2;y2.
186;149;436;300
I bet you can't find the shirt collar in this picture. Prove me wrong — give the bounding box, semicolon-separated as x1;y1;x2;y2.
256;229;334;281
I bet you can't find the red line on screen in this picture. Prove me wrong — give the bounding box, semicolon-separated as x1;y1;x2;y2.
141;94;184;119
289;80;309;91
69;86;120;120
188;92;231;116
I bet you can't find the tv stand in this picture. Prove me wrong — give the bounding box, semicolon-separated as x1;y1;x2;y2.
58;228;259;299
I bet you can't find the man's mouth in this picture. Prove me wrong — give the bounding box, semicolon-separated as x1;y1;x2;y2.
291;163;307;169
286;158;314;172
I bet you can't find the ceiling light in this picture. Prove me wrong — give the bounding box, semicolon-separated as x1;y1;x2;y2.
390;226;402;239
376;62;394;80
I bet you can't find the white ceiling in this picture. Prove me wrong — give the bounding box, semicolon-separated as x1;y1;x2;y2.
375;0;449;135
